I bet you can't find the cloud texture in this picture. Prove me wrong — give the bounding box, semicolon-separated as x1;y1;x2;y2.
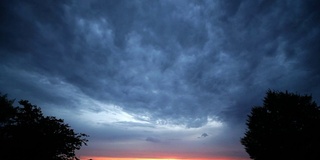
1;0;320;159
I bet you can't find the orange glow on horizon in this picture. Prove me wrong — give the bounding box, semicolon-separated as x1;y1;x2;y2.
82;158;181;160
80;156;249;160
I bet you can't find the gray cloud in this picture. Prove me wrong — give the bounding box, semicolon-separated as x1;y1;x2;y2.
1;0;320;158
146;137;161;143
198;133;209;138
1;0;319;127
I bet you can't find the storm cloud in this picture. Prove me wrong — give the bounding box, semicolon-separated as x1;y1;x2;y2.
1;0;320;159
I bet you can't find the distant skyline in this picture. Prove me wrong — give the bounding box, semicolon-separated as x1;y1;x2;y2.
1;0;320;159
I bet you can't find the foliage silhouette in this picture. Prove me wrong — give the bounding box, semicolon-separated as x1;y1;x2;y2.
0;93;88;160
241;90;320;160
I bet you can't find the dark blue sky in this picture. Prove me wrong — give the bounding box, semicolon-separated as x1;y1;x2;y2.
1;0;320;159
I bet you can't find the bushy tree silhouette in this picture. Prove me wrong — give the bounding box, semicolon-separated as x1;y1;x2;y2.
241;90;320;160
0;94;88;160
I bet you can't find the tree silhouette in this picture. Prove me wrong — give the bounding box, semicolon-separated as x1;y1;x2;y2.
0;94;88;160
241;90;320;160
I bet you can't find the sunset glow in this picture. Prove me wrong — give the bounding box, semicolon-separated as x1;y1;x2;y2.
80;156;250;160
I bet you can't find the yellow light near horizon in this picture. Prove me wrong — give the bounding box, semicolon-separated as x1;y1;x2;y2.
80;157;240;160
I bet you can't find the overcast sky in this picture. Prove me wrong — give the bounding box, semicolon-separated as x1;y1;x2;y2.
1;0;320;159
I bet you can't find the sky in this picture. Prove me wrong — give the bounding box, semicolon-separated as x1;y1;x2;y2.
1;0;320;160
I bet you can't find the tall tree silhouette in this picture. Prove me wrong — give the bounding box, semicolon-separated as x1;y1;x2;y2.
241;90;320;160
0;94;88;160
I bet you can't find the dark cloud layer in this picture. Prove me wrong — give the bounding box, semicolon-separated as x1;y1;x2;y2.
1;0;320;159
